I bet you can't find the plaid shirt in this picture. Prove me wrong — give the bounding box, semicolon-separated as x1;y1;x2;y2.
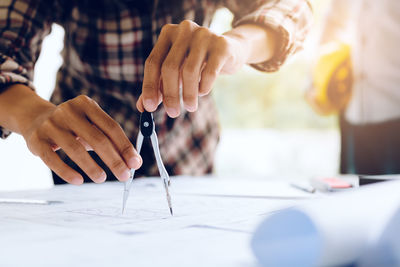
0;0;312;178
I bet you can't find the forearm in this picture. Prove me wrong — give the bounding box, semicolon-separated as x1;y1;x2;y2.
0;84;55;136
223;24;277;64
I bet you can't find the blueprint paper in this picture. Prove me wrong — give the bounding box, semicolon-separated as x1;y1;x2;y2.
0;177;310;267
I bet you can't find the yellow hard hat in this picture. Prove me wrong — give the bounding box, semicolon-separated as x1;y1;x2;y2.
307;42;353;115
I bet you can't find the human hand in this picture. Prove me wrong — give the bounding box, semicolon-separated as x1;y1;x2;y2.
21;95;142;185
137;20;252;117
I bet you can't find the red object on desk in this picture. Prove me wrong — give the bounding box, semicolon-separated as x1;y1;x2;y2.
322;177;352;189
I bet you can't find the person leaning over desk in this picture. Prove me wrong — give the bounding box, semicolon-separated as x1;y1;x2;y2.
316;0;400;175
0;0;312;185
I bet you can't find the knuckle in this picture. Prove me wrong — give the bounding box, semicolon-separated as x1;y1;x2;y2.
194;26;211;38
40;119;54;131
161;23;174;34
36;120;54;137
120;144;133;156
183;92;197;101
50;106;66;121
142;83;158;96
203;68;219;78
91;132;109;147
75;95;93;106
86;166;101;178
179;19;195;30
69;140;83;153
48;115;62;128
163;94;179;104
57;102;72;114
161;61;179;76
105;119;120;132
63;99;79;112
183;64;197;77
216;36;229;50
48;107;70;130
110;159;126;172
145;55;160;69
61;99;73;107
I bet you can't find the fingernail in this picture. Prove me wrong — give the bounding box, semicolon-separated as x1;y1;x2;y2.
165;107;180;117
97;172;107;183
184;103;197;112
144;99;156;110
199;91;209;97
72;177;83;185
120;169;131;181
128;156;142;169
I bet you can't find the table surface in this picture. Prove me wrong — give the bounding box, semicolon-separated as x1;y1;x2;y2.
0;176;314;267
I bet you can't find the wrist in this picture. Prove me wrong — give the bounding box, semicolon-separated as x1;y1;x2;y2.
0;84;56;137
18;96;56;138
223;31;253;64
19;100;56;138
224;24;277;64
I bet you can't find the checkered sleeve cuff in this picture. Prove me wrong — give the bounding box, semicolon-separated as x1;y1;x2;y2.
0;53;35;139
232;0;313;72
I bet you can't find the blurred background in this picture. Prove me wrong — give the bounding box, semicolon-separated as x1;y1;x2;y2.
0;0;338;191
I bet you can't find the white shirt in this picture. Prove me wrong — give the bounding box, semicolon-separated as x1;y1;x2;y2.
323;0;400;124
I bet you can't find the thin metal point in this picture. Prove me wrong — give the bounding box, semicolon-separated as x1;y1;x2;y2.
121;188;129;215
170;207;173;216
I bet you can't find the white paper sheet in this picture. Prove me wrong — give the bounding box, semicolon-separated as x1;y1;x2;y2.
0;177;311;267
251;180;400;267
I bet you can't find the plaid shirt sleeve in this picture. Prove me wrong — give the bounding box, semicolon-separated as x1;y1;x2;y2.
224;0;313;72
0;0;56;138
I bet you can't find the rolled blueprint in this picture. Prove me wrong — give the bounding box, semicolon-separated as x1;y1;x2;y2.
251;181;400;267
